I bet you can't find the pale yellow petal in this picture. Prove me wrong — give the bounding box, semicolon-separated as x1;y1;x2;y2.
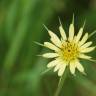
80;47;95;53
69;24;74;41
53;59;66;72
79;54;92;59
58;64;66;76
78;33;88;46
69;61;76;74
76;62;84;73
47;60;58;68
48;30;61;47
44;42;59;52
59;25;67;40
42;53;59;58
80;42;92;49
54;63;61;72
75;28;83;42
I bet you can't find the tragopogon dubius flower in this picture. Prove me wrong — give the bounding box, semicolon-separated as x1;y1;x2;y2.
40;17;95;76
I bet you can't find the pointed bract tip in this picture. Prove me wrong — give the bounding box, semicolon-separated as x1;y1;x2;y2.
58;17;62;26
72;13;75;24
36;54;42;57
43;24;49;31
34;41;44;46
83;19;86;29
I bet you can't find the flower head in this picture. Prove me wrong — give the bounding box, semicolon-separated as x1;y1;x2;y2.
41;17;95;76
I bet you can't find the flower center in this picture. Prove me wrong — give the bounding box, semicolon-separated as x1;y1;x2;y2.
59;41;79;62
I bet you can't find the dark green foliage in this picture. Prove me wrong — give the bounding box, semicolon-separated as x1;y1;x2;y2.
0;0;96;96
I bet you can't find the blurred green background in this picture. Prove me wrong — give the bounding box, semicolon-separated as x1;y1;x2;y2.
0;0;96;96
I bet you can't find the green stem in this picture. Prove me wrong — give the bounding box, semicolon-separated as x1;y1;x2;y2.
54;69;68;96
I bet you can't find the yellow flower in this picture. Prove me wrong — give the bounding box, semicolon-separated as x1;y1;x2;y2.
41;17;95;76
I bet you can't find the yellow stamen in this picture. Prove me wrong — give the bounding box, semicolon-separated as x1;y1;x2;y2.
59;41;79;62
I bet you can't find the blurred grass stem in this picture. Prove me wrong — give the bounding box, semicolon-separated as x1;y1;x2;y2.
54;69;68;96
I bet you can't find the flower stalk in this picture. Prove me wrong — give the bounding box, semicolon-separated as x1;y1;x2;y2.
54;68;68;96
